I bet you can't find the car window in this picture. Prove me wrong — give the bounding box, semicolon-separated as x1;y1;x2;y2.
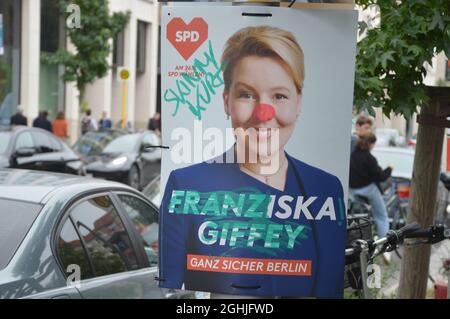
142;176;161;208
142;133;159;147
33;132;59;153
69;195;139;277
117;194;159;266
15;132;35;150
103;134;140;154
0;199;42;270
0;132;12;154
57;218;93;280
73;131;124;157
50;135;63;152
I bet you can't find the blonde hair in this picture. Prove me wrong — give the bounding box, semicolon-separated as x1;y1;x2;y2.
221;26;304;94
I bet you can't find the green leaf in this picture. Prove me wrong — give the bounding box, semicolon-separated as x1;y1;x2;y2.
46;0;130;96
429;10;445;31
407;45;423;57
380;51;395;69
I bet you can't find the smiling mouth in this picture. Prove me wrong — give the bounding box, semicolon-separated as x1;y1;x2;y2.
254;127;278;141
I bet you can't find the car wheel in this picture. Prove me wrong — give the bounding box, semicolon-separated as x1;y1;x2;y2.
128;165;140;189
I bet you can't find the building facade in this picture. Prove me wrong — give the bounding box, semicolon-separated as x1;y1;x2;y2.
0;0;160;143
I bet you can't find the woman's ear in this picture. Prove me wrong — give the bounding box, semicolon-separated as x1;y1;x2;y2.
296;94;302;116
223;91;230;116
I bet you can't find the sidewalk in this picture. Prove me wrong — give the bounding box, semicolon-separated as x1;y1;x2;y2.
378;240;450;298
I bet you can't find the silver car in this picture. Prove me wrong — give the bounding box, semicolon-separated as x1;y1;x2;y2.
0;169;191;299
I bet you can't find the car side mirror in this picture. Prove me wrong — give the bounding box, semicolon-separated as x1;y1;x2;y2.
440;172;450;191
141;144;155;153
15;148;35;158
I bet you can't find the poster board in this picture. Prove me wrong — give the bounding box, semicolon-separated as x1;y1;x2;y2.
159;3;357;297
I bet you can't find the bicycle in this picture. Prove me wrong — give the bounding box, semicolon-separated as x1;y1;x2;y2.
345;222;450;299
383;177;410;230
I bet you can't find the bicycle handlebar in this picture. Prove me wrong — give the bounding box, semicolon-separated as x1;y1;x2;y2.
345;222;447;257
404;225;450;244
385;222;422;247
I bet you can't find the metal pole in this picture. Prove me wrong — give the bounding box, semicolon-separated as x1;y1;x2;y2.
121;81;127;128
357;240;371;299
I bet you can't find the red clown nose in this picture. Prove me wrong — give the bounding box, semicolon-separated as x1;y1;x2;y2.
252;104;276;122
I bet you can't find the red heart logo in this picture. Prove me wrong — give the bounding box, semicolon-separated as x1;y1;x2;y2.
167;18;208;61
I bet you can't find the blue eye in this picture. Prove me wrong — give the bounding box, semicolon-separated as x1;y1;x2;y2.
239;91;254;99
274;94;288;100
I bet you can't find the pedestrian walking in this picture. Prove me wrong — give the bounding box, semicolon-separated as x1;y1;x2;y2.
52;111;69;140
33;110;53;133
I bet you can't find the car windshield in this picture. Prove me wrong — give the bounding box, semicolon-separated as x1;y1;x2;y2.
73;130;125;156
372;149;414;178
143;176;161;207
0;132;12;154
376;129;399;137
0;199;43;270
102;134;140;154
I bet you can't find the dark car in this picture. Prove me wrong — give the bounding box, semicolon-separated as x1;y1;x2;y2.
0;126;84;175
0;169;194;299
72;129;128;160
83;131;161;190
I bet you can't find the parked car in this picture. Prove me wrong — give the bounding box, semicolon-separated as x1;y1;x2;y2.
0;169;194;299
142;174;161;208
407;134;417;148
72;128;128;160
83;131;162;190
0;126;84;175
375;128;405;147
372;147;450;227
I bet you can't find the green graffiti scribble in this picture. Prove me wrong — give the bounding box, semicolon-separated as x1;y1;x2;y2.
170;187;272;218
163;40;227;120
201;217;310;254
213;219;310;258
170;187;314;256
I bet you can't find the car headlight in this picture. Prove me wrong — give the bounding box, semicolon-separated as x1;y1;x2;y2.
110;156;127;166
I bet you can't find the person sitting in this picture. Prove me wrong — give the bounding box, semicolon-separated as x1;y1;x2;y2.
349;133;393;239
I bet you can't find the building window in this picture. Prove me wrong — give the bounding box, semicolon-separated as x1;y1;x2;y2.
69;195;140;277
113;31;125;67
40;0;65;120
136;21;148;74
446;60;450;82
0;0;21;125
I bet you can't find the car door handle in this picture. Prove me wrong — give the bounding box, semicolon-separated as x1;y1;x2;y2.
165;292;176;299
51;294;71;299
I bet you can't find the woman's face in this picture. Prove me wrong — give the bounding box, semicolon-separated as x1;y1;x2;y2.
223;55;301;161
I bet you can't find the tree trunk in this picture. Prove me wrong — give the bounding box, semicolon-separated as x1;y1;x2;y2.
398;87;450;298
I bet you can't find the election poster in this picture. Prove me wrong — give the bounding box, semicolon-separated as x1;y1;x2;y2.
0;14;4;55
160;3;357;297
